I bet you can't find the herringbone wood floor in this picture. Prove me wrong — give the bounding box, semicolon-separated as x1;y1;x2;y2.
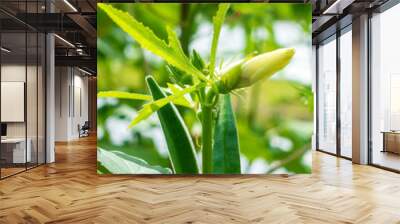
1;136;400;224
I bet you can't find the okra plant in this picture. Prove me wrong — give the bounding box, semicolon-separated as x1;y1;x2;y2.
98;3;295;174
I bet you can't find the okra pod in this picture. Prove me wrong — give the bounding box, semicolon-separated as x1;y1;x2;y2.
146;76;199;174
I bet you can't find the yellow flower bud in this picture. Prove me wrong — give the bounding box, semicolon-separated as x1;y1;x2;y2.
217;48;295;93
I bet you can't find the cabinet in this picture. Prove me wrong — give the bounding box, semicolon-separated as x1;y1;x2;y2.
382;132;400;154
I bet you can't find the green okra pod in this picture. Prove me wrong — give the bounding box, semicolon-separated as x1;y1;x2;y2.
146;76;199;174
212;94;241;174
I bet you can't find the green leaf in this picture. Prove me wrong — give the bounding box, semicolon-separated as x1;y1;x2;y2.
98;4;206;81
191;49;206;71
166;65;193;86
212;94;241;174
98;91;152;101
146;76;199;174
210;3;230;77
97;161;112;174
98;90;192;108
166;83;193;108
166;26;186;61
129;84;198;127
97;148;172;174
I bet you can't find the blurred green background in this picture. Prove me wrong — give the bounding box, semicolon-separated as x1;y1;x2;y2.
97;3;313;174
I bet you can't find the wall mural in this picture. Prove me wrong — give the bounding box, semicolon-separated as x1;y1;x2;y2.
97;3;312;174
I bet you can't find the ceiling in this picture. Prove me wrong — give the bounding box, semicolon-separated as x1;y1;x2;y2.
0;0;97;74
0;0;395;74
311;0;390;43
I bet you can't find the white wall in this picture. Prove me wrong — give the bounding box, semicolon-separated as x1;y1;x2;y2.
72;73;89;138
1;63;46;164
1;65;26;139
55;67;89;141
55;66;69;141
1;65;41;138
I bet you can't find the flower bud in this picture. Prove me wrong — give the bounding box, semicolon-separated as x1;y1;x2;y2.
216;48;295;93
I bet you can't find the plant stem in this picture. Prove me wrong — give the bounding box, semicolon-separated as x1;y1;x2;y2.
201;105;213;174
179;4;190;55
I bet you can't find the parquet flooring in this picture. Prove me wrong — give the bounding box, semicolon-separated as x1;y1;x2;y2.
0;167;26;177
1;135;400;223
